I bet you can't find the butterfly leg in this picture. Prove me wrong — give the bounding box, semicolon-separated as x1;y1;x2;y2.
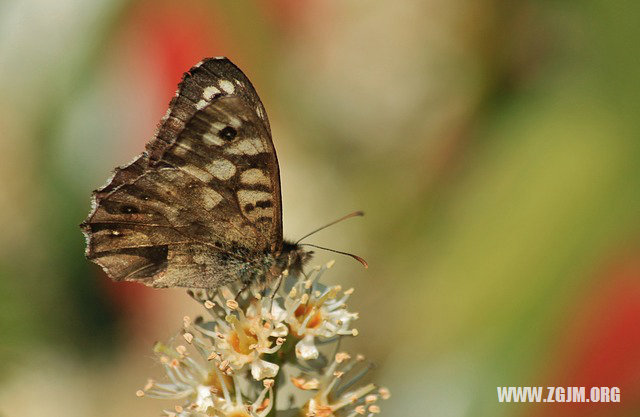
235;280;250;300
269;273;284;299
266;273;282;313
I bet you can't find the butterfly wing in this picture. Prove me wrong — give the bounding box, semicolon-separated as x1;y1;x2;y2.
81;58;283;288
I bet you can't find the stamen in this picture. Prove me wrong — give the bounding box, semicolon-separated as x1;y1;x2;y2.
378;387;390;400
144;379;154;390
332;383;377;411
300;293;310;305
233;374;243;406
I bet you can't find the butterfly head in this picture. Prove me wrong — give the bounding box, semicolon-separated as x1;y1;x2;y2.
280;240;313;276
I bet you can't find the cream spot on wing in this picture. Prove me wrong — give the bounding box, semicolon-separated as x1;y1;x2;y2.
219;79;235;94
162;108;172;121
159;204;181;221
202;188;223;210
206;159;236;180
196;99;207;110
237;190;271;205
202;132;224;146
181;165;213;183
173;142;193;157
225;138;266;155
256;106;265;120
227;116;241;128
240;168;270;187
203;86;220;100
237;190;274;220
250;207;273;220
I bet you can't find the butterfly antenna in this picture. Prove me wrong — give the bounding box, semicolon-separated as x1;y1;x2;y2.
295;211;364;245
299;243;368;269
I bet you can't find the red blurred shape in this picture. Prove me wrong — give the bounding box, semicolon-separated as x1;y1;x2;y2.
528;247;640;417
99;0;232;319
130;0;233;103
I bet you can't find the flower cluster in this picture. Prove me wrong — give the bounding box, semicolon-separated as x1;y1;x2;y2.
136;262;389;416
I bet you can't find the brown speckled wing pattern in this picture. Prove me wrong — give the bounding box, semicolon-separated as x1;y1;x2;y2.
81;58;283;289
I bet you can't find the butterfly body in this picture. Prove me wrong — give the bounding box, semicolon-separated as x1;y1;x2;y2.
81;58;311;290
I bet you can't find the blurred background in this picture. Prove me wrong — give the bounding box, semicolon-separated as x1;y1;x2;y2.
1;0;639;416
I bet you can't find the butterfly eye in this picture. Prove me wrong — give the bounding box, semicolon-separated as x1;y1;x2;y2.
219;126;237;141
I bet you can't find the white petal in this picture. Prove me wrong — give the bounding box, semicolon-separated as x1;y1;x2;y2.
295;335;319;360
195;385;214;410
269;302;287;321
272;323;289;337
251;359;279;380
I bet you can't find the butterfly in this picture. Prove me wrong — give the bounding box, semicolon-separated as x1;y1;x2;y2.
80;57;314;290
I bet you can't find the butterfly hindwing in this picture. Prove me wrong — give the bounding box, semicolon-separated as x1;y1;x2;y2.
81;58;283;288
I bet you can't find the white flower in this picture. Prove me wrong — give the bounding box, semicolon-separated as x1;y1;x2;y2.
295;334;320;360
250;358;279;380
137;261;388;416
292;352;390;417
279;263;359;360
192;288;286;380
138;339;274;417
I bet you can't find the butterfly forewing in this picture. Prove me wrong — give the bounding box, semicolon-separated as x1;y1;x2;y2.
81;58;284;289
159;95;282;249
